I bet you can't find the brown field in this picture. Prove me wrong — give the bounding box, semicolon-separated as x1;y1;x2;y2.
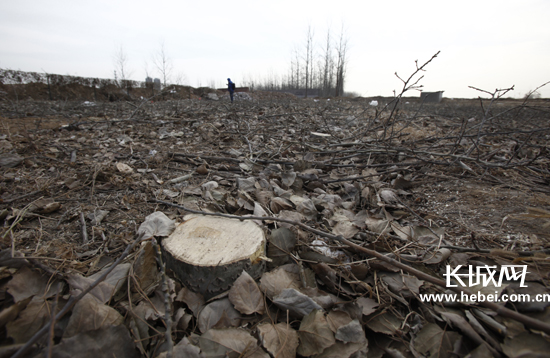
1;81;549;357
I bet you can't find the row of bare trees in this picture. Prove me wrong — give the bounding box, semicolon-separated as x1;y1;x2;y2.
113;41;185;92
247;25;349;97
113;28;349;97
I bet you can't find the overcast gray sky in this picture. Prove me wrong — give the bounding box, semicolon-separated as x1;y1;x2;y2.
1;0;549;98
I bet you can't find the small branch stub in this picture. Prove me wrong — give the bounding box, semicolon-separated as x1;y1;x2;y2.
161;214;266;299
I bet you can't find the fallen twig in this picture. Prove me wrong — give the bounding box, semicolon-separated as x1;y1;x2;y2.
79;212;88;245
2;190;44;204
152;237;173;358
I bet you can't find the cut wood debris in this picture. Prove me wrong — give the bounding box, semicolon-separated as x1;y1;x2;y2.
0;81;550;357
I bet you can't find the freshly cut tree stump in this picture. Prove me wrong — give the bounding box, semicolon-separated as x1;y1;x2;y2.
161;214;266;299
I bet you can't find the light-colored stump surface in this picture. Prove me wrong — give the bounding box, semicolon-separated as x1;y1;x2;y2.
162;214;266;298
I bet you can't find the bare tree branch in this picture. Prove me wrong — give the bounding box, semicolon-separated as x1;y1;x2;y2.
153;40;173;88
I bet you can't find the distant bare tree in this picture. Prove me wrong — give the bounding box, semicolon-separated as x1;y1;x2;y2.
241;73;256;91
113;45;132;94
153;41;173;87
173;72;187;86
320;28;335;97
253;25;349;97
524;90;542;99
335;26;348;97
143;60;151;79
290;45;301;90
304;26;314;98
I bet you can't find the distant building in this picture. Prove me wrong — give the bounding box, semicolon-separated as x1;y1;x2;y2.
420;91;444;103
153;78;161;91
145;77;153;89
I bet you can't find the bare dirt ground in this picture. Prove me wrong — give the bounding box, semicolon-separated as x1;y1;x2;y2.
0;84;550;357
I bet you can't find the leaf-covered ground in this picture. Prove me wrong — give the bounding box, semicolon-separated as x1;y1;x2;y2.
0;92;549;357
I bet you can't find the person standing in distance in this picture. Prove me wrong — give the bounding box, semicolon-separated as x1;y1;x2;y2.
227;78;235;103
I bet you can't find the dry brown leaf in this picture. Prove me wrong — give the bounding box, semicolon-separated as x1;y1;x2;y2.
129;303;151;346
281;171;297;188
228;271;265;315
116;162;133;174
270;197;293;214
29;198;62;214
199;328;262;358
299;287;337;310
255;189;273;208
136;211;176;239
356;297;379;316
391;221;411;240
198;298;241;333
64;294;124;338
48;325;139;358
257;322;299;358
259;264;301;299
6;298;62;344
196;164;209;175
68;263;130;303
174;308;193;331
297;310;336;356
502;331;550;358
316;193;343;211
310;263;343;294
393;176;414;190
379;189;399;205
273;288;323;318
172;337;203;358
424;248;452;264
295;198;317;220
332;220;359;239
413;322;462;358
6;266;63;302
253;201;268;217
237;177;257;192
88;209;109;225
176;286;205;317
335;319;364;343
465;343;493;358
342;182;359;202
326;310;352;333
0;296;32;329
365;217;391;234
202;180;219;192
314;340;368;358
131;241;158;293
272;183;292;199
365;310;403;335
135;287;171;321
352;210;368;229
267;227;297;267
212;310;239;330
276;210;305;228
380;272;423;299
